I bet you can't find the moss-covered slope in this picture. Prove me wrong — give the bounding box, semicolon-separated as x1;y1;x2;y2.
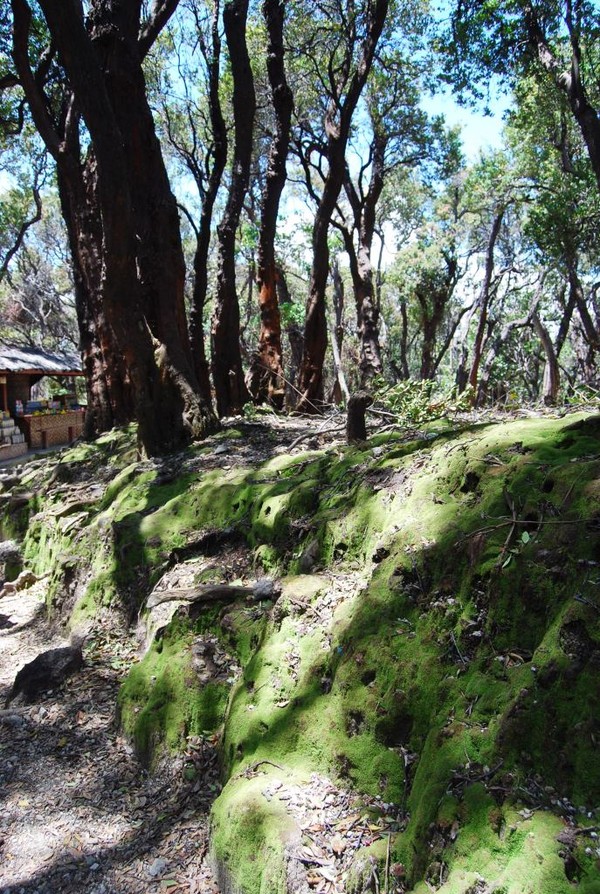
4;413;600;893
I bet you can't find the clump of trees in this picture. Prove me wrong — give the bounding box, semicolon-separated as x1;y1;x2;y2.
1;0;599;455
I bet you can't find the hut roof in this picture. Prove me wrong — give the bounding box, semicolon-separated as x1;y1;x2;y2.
0;344;82;376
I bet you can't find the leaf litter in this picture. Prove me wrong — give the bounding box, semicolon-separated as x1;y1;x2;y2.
0;584;221;894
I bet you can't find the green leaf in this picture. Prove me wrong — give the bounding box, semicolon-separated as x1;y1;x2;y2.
521;531;530;544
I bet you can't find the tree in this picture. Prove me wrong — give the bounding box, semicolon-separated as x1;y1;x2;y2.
245;0;294;409
0;166;43;282
211;0;255;417
0;193;78;351
385;157;475;383
507;69;600;389
151;0;228;407
4;0;218;454
444;0;600;192
291;0;390;412
332;15;441;385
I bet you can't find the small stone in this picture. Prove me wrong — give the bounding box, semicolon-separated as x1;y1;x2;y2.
148;858;167;878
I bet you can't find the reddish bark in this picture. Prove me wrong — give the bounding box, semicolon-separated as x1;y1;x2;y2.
246;0;293;409
296;0;389;412
211;0;255;417
188;0;227;405
20;0;218;454
276;269;303;406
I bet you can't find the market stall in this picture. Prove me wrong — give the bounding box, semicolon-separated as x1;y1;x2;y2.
16;404;85;449
0;344;85;459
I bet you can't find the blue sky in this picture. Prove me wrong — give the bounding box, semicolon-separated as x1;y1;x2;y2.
425;86;511;160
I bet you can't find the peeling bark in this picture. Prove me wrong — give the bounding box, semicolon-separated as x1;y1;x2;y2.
246;0;293;409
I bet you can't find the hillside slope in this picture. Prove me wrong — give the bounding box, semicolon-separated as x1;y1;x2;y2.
2;411;599;894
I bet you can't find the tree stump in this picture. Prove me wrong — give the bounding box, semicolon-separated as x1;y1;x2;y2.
346;391;372;443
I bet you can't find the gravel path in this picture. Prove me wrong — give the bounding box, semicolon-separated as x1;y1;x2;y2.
0;586;221;894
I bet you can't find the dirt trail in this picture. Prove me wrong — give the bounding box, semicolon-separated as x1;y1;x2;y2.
0;585;221;894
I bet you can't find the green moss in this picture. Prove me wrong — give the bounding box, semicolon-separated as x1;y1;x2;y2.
15;412;600;893
412;803;581;894
211;774;299;894
118;621;229;766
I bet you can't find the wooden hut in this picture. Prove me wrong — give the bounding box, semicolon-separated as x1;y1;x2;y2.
0;344;85;459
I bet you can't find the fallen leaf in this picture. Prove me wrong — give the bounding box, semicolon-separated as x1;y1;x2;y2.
330;834;346;856
317;866;337;883
336;813;361;830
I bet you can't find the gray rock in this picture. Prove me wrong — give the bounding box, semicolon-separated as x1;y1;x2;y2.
5;644;84;707
0;540;22;564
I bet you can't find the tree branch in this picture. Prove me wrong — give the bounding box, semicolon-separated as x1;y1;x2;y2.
0;186;43;283
138;0;181;59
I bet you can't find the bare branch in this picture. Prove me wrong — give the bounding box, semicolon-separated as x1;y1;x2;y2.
0;186;43;282
138;0;181;59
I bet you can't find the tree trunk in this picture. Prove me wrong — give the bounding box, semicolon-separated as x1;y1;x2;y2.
554;283;575;358
297;187;338;411
477;297;541;405
468;207;505;396
527;8;600;193
17;0;218;455
277;268;303;406
566;253;600;350
246;0;293;409
341;129;386;384
416;277;456;380
296;0;389;412
532;312;560;404
211;0;255;417
11;0;130;437
346;391;372;443
398;299;410;379
57;158;132;436
188;0;227;405
329;258;350;404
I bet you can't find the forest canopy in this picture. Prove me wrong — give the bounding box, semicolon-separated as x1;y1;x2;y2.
1;0;599;454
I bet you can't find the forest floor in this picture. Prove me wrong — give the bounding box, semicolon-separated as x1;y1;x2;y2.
0;571;222;894
0;412;350;894
1;408;599;894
